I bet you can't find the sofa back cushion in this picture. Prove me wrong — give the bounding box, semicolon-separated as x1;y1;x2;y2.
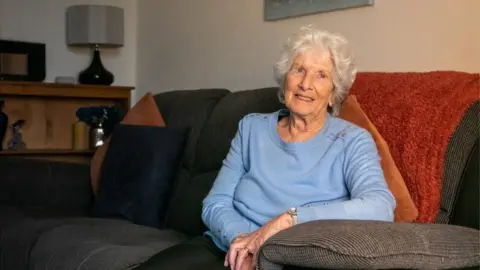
194;87;284;173
153;89;230;170
152;89;230;231
164;87;284;236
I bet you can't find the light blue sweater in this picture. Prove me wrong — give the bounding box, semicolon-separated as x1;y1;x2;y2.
201;109;396;252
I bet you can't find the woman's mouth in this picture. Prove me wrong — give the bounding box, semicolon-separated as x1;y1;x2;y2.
295;94;314;102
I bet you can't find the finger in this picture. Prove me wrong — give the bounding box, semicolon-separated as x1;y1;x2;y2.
250;254;256;270
241;255;252;270
250;260;256;270
239;255;252;270
235;249;249;270
228;246;240;269
224;250;229;267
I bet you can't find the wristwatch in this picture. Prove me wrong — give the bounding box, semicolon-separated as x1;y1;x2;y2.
288;207;298;226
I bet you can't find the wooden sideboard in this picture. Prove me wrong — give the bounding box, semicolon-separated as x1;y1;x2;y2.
0;81;134;163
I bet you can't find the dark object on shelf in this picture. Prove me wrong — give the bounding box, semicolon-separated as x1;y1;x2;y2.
90;123;106;149
76;105;124;138
0;39;46;82
7;119;27;150
0;100;8;151
78;45;114;85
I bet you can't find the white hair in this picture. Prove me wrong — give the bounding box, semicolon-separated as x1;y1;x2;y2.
274;25;357;116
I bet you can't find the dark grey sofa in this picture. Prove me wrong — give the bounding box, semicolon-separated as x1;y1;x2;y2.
0;72;478;270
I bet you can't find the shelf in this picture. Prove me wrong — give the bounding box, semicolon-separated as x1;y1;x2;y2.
0;149;96;156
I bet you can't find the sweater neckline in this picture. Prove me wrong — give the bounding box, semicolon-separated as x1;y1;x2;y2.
269;109;331;151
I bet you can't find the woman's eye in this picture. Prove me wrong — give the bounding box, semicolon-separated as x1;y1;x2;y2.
317;72;326;79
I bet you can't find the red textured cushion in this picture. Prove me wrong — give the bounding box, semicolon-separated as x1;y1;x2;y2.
349;71;479;222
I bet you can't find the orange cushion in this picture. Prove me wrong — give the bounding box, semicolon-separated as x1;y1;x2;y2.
90;92;166;196
338;95;419;222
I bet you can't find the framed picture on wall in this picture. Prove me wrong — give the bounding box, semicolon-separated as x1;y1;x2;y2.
264;0;375;21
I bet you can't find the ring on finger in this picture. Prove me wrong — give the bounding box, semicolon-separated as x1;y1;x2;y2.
244;247;251;254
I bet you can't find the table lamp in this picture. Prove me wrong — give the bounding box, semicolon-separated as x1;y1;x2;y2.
66;5;124;85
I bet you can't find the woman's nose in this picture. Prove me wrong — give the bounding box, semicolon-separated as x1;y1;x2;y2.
299;75;313;91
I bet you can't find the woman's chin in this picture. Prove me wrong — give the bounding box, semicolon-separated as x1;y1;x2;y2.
288;107;315;117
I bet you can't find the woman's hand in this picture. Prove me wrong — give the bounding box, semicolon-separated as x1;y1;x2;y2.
225;213;292;270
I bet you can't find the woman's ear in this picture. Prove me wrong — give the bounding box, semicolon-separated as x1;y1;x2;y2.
326;89;333;107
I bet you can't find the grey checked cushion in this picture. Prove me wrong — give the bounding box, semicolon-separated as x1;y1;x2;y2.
257;220;480;270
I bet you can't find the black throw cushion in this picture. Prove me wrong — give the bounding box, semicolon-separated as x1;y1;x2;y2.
91;124;189;228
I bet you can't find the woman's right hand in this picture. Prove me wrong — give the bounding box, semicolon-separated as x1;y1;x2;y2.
225;233;255;270
225;213;292;270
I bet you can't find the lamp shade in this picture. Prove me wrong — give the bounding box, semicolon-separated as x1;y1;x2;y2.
66;5;124;47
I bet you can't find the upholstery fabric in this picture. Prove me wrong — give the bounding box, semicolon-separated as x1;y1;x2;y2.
436;101;479;227
449;138;479;229
194;87;284;173
151;89;230;234
349;71;480;223
26;218;188;270
92;124;189;228
90;92;166;196
257;220;480;270
338;95;418;222
153;88;230;170
0;217;74;270
0;157;92;215
164;170;219;236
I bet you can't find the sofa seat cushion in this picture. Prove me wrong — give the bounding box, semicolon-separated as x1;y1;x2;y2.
0;205;25;230
1;215;76;270
0;205;88;248
258;220;480;270
0;217;189;270
31;218;189;270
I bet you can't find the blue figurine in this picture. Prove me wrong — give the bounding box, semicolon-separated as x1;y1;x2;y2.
0;100;8;152
7;119;27;150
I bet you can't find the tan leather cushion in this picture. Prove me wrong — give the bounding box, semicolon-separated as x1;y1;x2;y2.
90;92;166;196
338;95;418;222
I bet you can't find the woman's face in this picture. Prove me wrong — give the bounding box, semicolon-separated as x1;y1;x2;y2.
284;48;334;119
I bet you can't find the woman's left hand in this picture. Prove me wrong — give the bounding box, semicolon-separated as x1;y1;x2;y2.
225;213;292;270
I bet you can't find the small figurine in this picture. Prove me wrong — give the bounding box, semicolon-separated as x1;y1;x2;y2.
0;100;7;151
7;119;27;150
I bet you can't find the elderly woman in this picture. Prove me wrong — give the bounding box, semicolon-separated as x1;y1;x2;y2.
136;26;395;270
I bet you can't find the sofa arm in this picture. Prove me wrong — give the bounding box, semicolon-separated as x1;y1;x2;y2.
449;139;479;230
257;220;479;270
0;157;93;216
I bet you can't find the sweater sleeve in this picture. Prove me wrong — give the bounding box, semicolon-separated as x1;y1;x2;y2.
201;117;253;248
297;131;396;223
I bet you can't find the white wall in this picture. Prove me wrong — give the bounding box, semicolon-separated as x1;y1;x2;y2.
0;0;137;90
136;0;480;98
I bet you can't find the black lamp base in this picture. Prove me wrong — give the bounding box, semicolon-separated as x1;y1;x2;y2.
78;45;114;86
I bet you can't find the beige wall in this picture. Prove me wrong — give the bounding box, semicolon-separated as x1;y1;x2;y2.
137;0;479;98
